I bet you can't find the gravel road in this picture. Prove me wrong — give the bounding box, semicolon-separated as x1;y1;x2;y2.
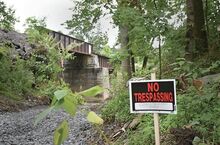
0;104;99;145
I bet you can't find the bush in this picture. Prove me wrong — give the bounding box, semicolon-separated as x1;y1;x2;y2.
163;81;220;144
36;80;69;99
0;46;34;100
25;28;71;99
101;89;134;123
125;115;154;145
121;80;220;145
0;27;67;101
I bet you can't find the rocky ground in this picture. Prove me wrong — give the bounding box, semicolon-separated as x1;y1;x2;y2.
0;104;102;145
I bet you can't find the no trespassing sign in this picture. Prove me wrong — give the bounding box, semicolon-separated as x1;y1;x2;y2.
129;79;177;114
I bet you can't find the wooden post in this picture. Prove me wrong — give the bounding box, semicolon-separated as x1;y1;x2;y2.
153;113;160;145
151;72;160;145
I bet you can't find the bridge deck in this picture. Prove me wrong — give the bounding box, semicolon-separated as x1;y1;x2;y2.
48;30;111;69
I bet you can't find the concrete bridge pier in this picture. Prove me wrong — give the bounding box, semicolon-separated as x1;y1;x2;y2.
63;53;110;101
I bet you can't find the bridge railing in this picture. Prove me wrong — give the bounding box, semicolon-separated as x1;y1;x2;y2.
98;55;110;68
49;30;93;55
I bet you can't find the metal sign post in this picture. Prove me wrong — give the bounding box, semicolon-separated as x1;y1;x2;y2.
151;72;160;145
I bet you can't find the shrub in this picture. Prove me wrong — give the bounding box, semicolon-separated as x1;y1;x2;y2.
122;80;220;145
101;90;134;123
163;81;220;144
0;46;34;100
0;1;17;30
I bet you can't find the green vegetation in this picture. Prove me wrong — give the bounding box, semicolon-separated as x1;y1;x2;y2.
102;90;133;122
1;0;220;144
0;2;105;144
0;0;17;30
0;31;61;101
121;80;220;145
65;0;220;144
101;62;220;145
25;29;64;98
0;13;68;102
0;44;34;100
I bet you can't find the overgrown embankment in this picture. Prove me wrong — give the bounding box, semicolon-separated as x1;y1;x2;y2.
101;71;220;145
0;28;67;110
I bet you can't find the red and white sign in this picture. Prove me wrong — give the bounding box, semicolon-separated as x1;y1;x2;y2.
129;79;177;114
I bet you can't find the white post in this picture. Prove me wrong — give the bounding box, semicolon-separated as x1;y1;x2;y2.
151;72;160;145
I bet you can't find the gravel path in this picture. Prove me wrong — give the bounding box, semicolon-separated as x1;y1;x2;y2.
0;104;99;145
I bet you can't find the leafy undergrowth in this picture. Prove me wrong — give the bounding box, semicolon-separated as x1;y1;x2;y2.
0;27;68;110
0;45;34;101
101;90;134;123
101;78;220;145
89;90;135;144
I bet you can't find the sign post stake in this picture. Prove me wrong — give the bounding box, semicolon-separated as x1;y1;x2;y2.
151;72;160;145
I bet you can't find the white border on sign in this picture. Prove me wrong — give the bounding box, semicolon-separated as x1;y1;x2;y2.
129;79;177;114
135;102;173;110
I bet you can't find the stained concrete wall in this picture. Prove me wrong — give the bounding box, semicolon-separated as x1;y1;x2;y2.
63;53;110;100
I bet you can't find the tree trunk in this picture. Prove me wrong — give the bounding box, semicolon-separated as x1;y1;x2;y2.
119;25;132;79
185;0;194;60
192;0;208;53
185;0;208;59
142;56;148;69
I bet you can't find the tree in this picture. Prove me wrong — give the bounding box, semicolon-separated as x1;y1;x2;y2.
114;1;133;78
119;24;132;78
0;0;17;30
192;0;208;53
64;0;103;39
64;0;184;79
87;23;109;54
185;0;194;59
203;0;220;58
24;16;47;33
64;0;134;79
185;0;208;59
88;32;108;54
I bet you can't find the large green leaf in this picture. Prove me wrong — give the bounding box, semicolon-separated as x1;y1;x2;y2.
54;89;69;100
63;96;77;116
78;86;104;97
54;120;69;145
50;96;57;106
53;98;65;109
34;106;55;126
87;111;103;125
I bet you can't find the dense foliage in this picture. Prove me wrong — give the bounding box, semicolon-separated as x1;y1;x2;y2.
0;44;34;100
0;0;17;30
26;27;63;93
1;0;220;144
0;16;67;101
65;0;220;144
120;80;220;145
101;90;133;122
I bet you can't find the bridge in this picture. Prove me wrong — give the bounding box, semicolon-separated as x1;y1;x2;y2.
48;30;111;69
48;30;111;100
